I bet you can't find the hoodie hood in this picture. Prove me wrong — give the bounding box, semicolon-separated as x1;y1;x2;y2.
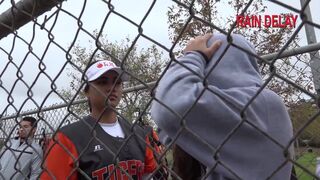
205;34;262;89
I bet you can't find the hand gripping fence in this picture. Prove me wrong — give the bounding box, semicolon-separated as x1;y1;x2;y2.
0;0;320;179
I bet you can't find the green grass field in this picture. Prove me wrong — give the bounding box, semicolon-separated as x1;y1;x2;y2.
295;152;318;180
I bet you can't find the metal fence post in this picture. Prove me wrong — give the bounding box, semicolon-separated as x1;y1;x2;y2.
300;0;320;96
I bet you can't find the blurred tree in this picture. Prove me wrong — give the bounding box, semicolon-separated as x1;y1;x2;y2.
289;100;320;147
167;0;313;104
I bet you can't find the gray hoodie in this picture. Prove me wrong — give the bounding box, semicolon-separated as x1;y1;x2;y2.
151;34;293;180
0;138;43;180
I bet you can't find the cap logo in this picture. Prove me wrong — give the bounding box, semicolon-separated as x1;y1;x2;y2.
97;63;104;68
96;61;116;69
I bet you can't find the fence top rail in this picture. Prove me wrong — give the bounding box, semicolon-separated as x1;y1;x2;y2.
262;42;320;61
0;0;63;39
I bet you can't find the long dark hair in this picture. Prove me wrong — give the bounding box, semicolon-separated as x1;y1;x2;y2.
172;145;203;180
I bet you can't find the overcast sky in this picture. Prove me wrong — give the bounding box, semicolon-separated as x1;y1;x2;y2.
0;0;319;116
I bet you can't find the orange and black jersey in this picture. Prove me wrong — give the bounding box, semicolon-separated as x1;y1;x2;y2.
41;116;156;180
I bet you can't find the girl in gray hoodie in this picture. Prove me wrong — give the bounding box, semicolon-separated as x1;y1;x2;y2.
151;33;293;180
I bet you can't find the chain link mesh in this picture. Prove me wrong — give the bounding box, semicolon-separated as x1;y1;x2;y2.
1;0;320;179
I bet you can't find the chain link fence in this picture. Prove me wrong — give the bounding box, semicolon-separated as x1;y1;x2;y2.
1;0;320;179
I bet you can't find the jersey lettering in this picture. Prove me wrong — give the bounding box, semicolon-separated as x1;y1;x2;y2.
108;164;116;180
117;161;128;180
92;167;107;180
91;160;144;180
